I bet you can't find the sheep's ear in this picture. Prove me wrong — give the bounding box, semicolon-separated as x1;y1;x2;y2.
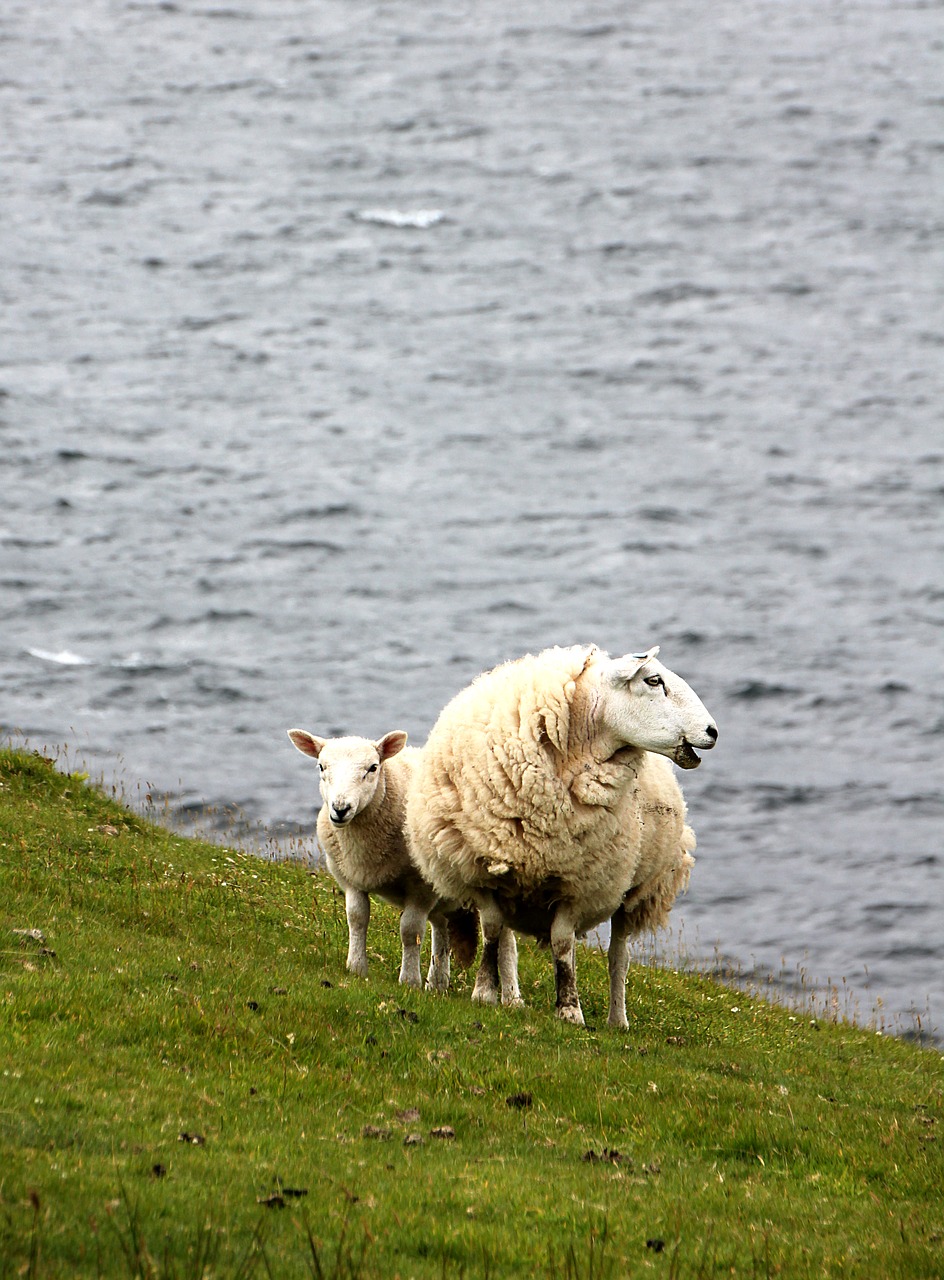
288;729;326;759
608;647;660;686
376;731;408;760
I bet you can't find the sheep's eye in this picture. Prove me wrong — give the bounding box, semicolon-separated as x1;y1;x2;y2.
644;675;664;689
366;763;378;775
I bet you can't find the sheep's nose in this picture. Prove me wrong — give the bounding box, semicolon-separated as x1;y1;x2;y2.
331;802;352;823
704;724;718;744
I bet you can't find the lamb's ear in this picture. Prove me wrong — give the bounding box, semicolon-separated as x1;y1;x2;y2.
287;729;326;759
376;730;408;760
608;646;660;686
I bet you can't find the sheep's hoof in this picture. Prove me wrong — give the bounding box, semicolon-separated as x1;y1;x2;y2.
607;1013;629;1030
346;961;369;979
471;984;499;1006
501;993;525;1009
557;1004;585;1026
398;971;423;989
425;969;450;993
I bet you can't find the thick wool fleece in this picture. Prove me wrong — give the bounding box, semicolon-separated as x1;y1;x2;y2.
407;645;694;942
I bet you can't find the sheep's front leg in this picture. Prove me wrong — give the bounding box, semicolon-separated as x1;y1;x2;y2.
471;894;503;1005
398;900;427;989
551;907;583;1025
426;907;451;992
607;903;632;1029
344;888;370;978
498;927;524;1008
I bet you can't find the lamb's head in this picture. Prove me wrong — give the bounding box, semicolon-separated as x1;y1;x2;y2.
287;729;408;826
597;647;718;769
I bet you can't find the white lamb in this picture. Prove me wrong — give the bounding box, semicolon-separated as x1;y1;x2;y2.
288;729;477;990
405;644;718;1027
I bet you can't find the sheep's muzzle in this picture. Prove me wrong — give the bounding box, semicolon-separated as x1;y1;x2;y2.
673;741;702;770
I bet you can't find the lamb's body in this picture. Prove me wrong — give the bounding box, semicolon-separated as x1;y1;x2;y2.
406;644;715;1025
288;730;476;989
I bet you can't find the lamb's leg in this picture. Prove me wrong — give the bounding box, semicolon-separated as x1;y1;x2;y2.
471;894;503;1005
426;906;451;992
344;888;370;978
398;900;427;989
551;907;583;1025
498;927;524;1008
607;903;632;1029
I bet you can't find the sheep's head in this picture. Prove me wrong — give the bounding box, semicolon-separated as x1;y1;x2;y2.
599;647;718;768
287;729;408;825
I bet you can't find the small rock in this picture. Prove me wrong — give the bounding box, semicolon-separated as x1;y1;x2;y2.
177;1132;206;1146
582;1148;624;1165
506;1092;533;1109
403;1133;424;1147
362;1125;392;1141
646;1239;666;1253
430;1126;456;1141
396;1108;421;1123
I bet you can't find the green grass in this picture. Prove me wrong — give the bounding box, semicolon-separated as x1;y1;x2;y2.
0;746;942;1278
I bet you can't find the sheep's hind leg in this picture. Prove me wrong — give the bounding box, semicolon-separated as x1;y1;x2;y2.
425;907;451;992
398;901;427;989
344;888;370;978
471;895;502;1005
551;908;583;1025
607;903;632;1029
498;927;524;1008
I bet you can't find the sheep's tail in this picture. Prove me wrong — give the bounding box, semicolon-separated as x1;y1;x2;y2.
447;907;479;969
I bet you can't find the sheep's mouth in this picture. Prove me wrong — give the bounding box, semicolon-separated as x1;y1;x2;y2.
674;741;702;770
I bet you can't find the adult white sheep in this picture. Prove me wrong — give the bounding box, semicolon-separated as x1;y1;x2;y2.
288;729;477;990
405;644;718;1027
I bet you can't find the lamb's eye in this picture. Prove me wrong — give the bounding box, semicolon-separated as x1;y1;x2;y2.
644;675;664;689
366;763;378;775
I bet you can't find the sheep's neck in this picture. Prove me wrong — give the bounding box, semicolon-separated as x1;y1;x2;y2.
565;675;643;772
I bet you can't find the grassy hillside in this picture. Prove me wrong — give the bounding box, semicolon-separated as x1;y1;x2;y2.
0;747;941;1278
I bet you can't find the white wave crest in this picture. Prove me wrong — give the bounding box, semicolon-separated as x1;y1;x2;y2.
26;647;93;666
354;208;446;229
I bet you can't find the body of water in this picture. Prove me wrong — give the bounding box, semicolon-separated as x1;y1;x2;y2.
2;0;942;1036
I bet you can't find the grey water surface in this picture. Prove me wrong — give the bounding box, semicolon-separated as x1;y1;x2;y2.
2;0;942;1037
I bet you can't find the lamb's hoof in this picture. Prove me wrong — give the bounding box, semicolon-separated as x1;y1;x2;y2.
607;1014;629;1031
557;1004;585;1026
471;985;499;1006
346;962;369;979
398;971;423;990
425;971;450;993
502;993;525;1009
